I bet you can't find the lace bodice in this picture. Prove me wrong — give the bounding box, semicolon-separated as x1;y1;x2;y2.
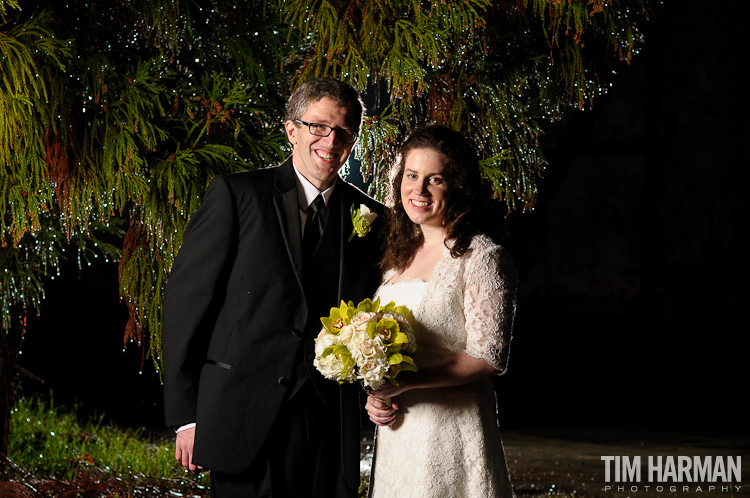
370;234;517;498
378;233;517;372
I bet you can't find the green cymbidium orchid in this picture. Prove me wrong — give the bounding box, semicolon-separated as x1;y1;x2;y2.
374;317;399;341
356;297;380;313
384;351;417;386
321;300;359;334
397;355;418;372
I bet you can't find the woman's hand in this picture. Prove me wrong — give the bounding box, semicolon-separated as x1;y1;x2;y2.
370;381;409;399
365;379;411;426
365;394;398;426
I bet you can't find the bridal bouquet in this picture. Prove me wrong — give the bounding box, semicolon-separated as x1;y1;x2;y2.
313;298;417;390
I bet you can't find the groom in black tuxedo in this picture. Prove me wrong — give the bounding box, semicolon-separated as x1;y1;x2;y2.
162;77;384;497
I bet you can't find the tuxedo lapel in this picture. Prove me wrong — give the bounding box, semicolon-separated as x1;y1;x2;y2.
273;159;305;292
336;184;383;305
337;185;366;303
337;187;349;303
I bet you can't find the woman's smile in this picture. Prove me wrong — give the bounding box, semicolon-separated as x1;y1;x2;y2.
400;148;452;228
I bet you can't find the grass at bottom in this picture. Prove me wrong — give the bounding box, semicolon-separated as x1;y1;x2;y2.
6;395;209;497
7;396;569;498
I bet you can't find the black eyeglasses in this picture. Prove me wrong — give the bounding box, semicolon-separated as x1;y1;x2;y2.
294;119;358;143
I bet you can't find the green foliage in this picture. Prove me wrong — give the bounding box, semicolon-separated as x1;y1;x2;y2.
1;0;295;371
1;0;658;374
8;395;208;490
1;11;71;243
0;0;19;21
281;0;654;207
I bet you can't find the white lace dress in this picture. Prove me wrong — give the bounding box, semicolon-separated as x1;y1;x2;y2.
369;234;517;498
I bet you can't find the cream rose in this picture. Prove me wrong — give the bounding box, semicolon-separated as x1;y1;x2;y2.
359;357;389;389
338;324;355;343
351;311;376;328
350;332;385;362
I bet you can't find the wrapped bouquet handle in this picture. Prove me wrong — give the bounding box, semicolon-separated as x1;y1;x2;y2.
364;385;393;408
372;395;393;407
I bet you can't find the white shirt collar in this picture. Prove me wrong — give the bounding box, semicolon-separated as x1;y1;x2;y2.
292;164;336;210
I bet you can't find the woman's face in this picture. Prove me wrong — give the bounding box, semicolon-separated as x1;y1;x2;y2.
400;147;452;229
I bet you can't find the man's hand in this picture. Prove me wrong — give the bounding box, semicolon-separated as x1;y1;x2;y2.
175;427;203;472
365;395;399;426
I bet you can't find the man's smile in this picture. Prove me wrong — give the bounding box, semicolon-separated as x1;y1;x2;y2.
315;150;336;161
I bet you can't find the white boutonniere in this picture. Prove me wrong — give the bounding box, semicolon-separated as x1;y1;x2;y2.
349;204;378;241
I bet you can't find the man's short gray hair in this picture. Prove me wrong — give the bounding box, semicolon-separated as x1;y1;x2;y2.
285;77;365;131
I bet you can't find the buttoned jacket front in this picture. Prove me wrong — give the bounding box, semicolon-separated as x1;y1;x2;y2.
162;158;384;481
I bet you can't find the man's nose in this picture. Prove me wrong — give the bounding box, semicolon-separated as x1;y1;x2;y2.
320;130;340;145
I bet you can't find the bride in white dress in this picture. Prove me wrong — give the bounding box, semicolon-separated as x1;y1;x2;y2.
366;126;518;498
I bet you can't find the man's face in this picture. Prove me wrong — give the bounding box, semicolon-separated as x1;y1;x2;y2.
285;97;358;190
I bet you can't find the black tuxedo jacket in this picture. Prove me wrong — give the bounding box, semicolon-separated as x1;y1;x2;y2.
162;158;384;483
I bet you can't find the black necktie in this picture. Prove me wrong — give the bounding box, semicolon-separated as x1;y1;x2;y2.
303;195;325;258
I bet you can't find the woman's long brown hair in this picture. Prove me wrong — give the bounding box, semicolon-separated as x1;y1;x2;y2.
379;125;490;274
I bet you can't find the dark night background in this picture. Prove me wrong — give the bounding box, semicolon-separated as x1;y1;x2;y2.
15;0;749;439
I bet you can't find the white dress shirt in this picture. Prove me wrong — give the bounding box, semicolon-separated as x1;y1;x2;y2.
292;165;336;235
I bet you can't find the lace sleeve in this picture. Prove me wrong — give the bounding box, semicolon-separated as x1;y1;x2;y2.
463;242;518;373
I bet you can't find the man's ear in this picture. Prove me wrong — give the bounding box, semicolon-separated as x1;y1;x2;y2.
285;120;298;145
